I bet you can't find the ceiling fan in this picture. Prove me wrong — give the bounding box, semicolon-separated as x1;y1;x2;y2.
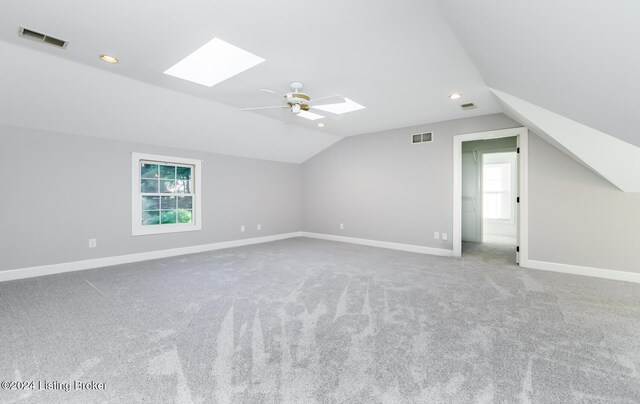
240;81;345;115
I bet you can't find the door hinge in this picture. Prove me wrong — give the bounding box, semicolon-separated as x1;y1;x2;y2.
517;196;520;203
517;147;520;153
516;246;520;252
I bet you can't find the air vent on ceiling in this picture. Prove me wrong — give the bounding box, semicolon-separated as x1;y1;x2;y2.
18;26;68;49
411;132;433;144
460;103;476;111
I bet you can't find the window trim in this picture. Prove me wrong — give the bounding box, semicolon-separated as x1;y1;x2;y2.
482;162;513;222
481;151;518;225
131;152;202;236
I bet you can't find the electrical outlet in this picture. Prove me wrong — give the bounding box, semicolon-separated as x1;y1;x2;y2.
240;225;245;232
257;224;261;230
433;232;440;240
339;223;344;230
88;238;97;248
442;233;448;241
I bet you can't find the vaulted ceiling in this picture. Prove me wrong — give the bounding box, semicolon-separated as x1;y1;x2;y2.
1;0;639;180
437;0;640;192
0;0;498;163
438;0;640;149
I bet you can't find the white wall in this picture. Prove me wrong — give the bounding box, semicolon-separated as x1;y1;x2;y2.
528;133;640;272
3;114;639;277
302;116;640;273
302;114;520;250
0;125;302;271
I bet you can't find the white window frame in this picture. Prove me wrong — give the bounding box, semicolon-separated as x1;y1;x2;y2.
482;161;514;222
131;152;202;236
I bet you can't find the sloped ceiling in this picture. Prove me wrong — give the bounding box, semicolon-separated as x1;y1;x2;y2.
0;40;341;163
1;0;639;178
0;0;499;148
492;89;640;192
437;0;640;148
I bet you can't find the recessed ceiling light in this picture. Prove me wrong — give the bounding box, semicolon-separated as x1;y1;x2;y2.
312;98;365;115
164;37;265;87
449;93;462;100
297;110;324;121
100;54;118;64
317;123;325;127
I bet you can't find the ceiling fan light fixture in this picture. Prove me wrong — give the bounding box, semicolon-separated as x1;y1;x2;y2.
312;98;365;114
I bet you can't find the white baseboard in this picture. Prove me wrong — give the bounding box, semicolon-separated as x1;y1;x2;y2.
300;232;454;257
5;232;636;286
525;260;640;284
0;232;304;283
301;233;640;284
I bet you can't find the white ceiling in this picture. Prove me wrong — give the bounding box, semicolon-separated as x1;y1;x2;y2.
0;0;499;149
0;40;341;163
2;0;638;167
438;0;640;148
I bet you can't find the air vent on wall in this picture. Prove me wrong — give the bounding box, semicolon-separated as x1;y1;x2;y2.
18;26;68;49
460;103;476;111
411;132;433;144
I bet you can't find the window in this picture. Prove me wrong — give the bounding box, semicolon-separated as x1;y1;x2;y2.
132;153;201;235
483;162;512;220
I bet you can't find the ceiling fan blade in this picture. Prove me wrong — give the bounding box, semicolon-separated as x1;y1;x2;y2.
310;95;346;106
260;89;285;101
240;105;289;111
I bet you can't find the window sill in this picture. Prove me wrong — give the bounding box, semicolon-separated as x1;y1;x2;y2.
132;223;202;236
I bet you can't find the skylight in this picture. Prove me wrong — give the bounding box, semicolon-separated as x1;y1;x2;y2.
297;111;324;121
164;38;265;87
312;98;366;114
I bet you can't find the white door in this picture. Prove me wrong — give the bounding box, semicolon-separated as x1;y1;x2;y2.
461;150;481;242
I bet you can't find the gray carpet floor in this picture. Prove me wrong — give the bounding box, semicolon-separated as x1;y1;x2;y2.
1;237;640;403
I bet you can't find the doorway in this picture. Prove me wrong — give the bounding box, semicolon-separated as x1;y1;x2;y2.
453;127;528;265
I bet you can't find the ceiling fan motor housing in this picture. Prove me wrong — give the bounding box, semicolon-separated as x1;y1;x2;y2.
285;92;311;112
